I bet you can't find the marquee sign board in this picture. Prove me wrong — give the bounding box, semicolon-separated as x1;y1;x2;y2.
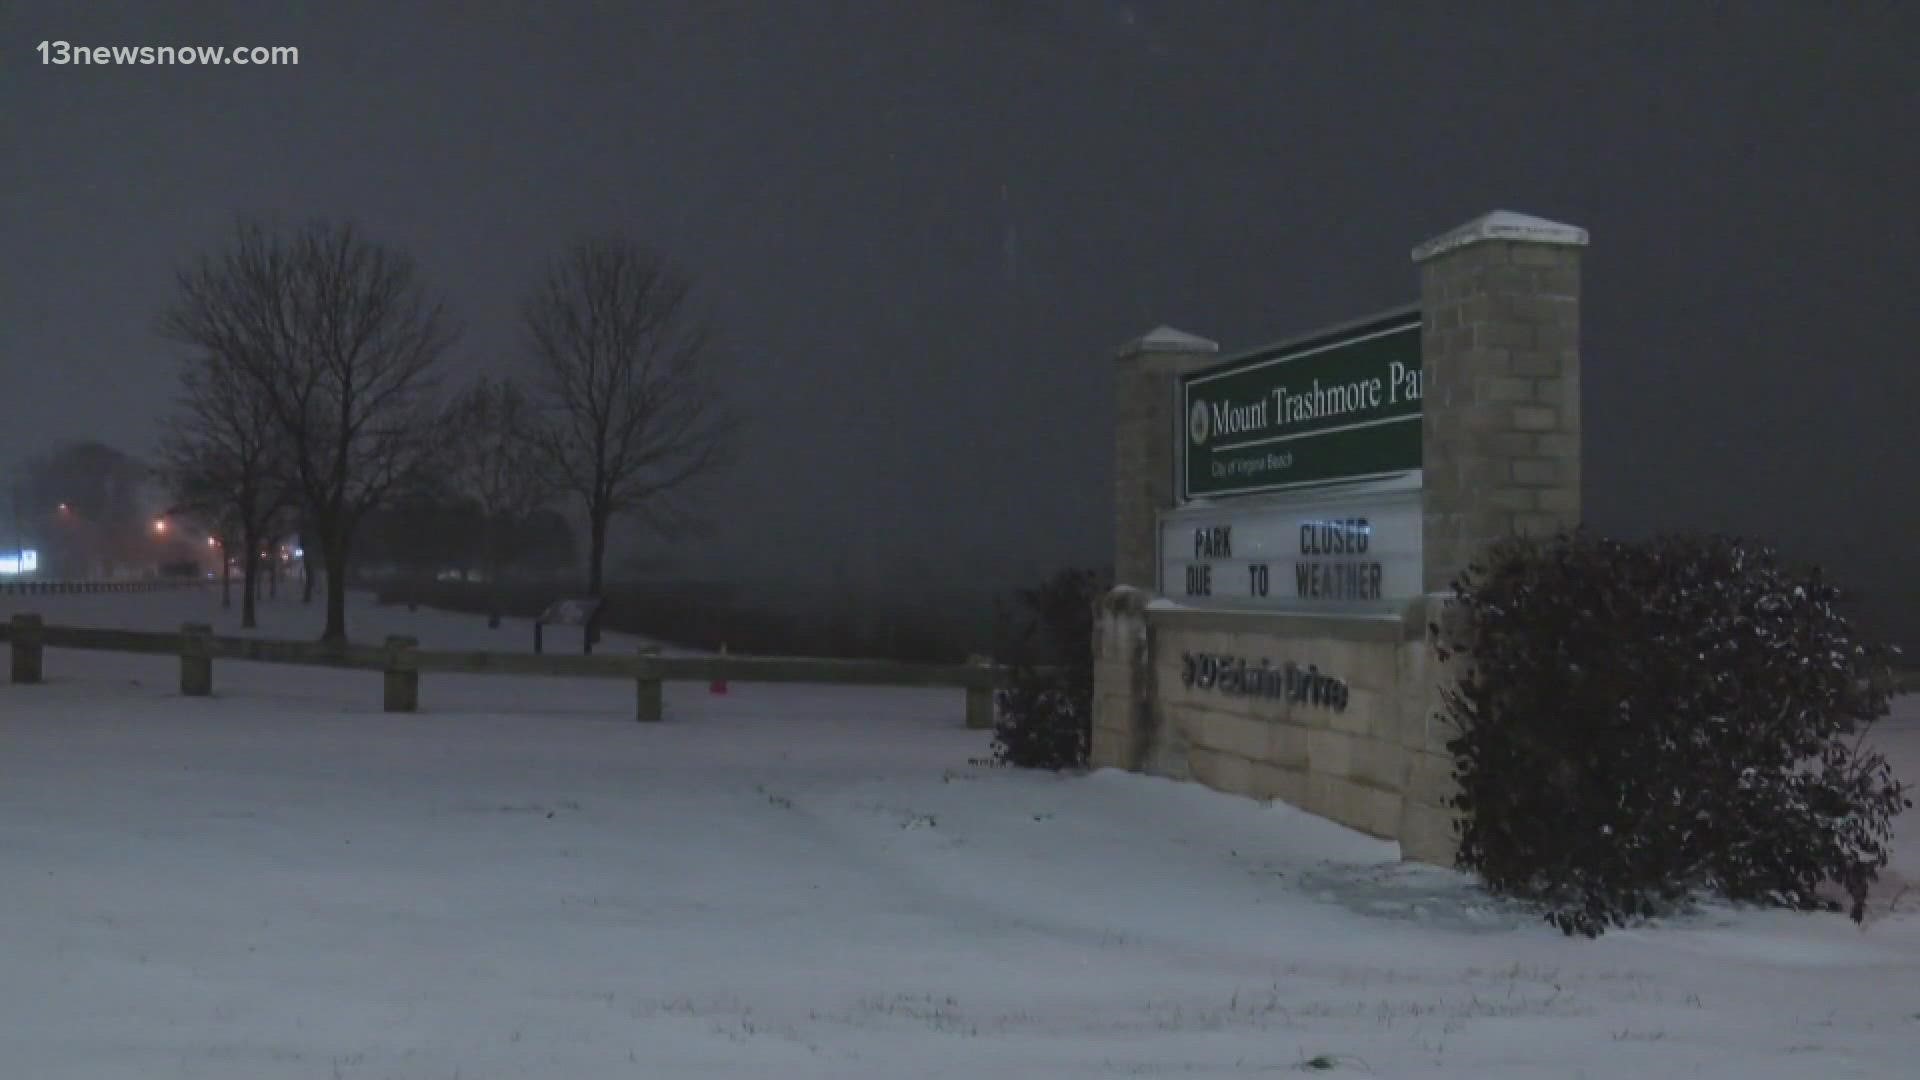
1180;308;1422;500
1159;487;1422;611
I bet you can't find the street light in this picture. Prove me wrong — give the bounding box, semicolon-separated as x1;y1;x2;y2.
153;518;169;535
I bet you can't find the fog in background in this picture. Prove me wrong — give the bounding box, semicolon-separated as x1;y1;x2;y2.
3;1;1916;645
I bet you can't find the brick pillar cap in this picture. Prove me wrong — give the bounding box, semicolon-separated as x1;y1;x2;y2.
1115;325;1219;361
1412;210;1589;264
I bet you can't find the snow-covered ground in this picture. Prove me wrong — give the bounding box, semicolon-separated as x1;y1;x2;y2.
1;585;679;655
2;589;1916;1078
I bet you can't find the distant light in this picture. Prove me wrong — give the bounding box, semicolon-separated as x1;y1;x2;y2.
293;547;304;558
153;518;169;534
0;556;17;575
56;503;69;513
19;549;36;573
208;536;220;547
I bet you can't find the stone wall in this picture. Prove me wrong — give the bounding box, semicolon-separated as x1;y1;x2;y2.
1093;588;1459;856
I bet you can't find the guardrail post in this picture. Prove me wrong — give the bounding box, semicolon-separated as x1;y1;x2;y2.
9;613;43;685
635;647;663;722
383;635;420;713
964;654;996;730
179;622;213;696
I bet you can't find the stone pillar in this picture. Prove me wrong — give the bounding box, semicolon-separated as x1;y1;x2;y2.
1393;594;1471;866
963;654;996;731
634;647;664;723
1400;211;1587;868
1090;585;1153;771
179;622;213;697
1113;326;1219;591
1413;211;1586;593
383;635;420;713
9;613;43;684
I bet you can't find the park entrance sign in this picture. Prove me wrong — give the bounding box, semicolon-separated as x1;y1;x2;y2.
1167;306;1424;611
1180;307;1422;500
1103;209;1589;868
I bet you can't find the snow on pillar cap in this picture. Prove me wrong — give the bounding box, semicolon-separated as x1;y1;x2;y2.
1115;325;1219;360
1411;211;1590;264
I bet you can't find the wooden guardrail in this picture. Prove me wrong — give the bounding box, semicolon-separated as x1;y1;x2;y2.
0;579;209;596
2;613;1002;728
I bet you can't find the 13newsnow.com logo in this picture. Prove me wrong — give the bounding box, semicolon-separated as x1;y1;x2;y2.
1188;399;1210;446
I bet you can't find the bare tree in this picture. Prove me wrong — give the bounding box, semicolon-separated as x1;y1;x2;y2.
523;237;734;597
444;376;552;625
160;219;455;643
158;351;291;629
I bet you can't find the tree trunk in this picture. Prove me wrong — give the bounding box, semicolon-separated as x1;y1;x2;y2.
240;526;260;630
486;560;503;629
221;552;232;609
322;543;349;644
301;541;315;604
484;519;501;628
587;508;609;599
268;544;279;599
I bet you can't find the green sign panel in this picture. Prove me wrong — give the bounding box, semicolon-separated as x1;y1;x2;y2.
1181;308;1422;499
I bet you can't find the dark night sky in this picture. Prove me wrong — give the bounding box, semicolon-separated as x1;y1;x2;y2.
4;2;1917;640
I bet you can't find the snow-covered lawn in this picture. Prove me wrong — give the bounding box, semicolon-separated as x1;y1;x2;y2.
2;590;1917;1078
1;585;679;655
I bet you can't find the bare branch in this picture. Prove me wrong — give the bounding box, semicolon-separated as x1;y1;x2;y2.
521;236;736;595
158;217;456;641
442;376;555;575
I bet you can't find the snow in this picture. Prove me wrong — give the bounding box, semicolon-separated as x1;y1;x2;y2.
2;586;678;655
1411;210;1591;263
1119;325;1219;356
2;589;1917;1078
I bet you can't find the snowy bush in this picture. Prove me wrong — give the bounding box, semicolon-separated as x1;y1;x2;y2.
991;568;1107;770
1435;530;1910;937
